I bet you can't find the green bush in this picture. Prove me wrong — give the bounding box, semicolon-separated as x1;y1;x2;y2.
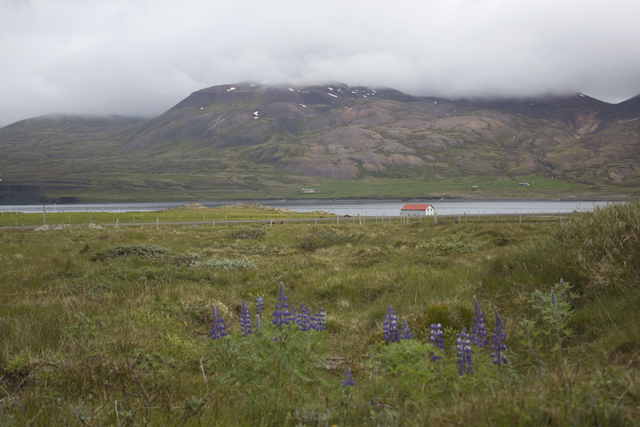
207;323;328;422
297;229;343;252
92;244;173;261
225;227;267;240
168;251;206;267
195;257;257;270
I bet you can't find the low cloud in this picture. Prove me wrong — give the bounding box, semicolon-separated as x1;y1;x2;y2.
1;0;639;127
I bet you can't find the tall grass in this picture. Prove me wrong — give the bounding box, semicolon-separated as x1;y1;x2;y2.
0;205;639;425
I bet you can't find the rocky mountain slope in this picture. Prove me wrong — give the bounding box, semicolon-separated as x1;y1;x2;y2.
1;83;639;202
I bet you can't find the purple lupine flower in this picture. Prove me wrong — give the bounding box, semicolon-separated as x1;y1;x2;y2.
429;323;444;361
311;304;326;331
456;328;473;375
256;294;264;317
399;318;412;340
310;311;317;330
239;300;252;336
471;297;488;348
491;307;508;367
383;306;399;342
272;282;291;327
341;366;354;387
295;304;311;332
209;304;227;340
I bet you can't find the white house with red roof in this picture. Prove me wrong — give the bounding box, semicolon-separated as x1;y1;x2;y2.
400;203;435;217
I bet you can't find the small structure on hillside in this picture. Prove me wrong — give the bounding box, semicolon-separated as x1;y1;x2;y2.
518;182;530;186
400;203;435;217
302;188;315;193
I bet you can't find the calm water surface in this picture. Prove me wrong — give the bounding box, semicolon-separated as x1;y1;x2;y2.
1;199;614;216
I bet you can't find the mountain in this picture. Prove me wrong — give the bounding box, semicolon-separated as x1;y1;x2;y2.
1;83;639;203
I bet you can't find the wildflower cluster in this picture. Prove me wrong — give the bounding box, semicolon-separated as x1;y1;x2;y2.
311;305;326;331
255;294;264;317
272;282;291;327
294;304;311;332
341;366;354;387
399;318;412;340
240;300;252;337
382;306;413;343
491;307;508;367
209;304;227;340
456;328;472;375
209;284;327;343
471;296;488;348
430;323;444;361
383;306;399;342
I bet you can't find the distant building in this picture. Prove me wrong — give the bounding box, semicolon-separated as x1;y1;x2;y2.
400;203;435;217
518;183;530;186
302;188;315;193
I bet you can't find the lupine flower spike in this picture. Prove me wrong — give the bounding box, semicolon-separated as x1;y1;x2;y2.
272;282;290;327
256;294;264;317
383;306;399;342
341;366;355;387
471;296;488;348
295;304;310;332
312;304;326;331
456;328;473;375
239;300;252;336
209;304;227;340
491;306;508;367
290;305;297;326
399;318;412;340
429;324;444;361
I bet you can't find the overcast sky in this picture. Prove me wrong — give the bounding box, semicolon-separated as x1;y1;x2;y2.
1;0;639;127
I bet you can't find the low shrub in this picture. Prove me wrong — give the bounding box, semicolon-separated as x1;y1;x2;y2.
168;251;206;267
297;229;343;252
225;227;267;240
195;257;257;271
92;244;173;261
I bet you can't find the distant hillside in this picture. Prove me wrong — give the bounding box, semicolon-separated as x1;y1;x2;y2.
1;83;639;203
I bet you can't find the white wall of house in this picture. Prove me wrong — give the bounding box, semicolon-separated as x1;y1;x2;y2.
400;206;436;217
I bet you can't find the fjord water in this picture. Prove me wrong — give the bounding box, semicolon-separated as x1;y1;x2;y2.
1;200;612;216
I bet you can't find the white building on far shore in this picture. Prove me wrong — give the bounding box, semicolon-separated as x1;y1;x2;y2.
400;203;435;217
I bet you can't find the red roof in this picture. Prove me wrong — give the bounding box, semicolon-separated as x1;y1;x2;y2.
401;204;432;210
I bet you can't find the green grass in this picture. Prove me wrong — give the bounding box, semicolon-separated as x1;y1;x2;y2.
301;176;591;200
1;204;640;425
0;204;337;227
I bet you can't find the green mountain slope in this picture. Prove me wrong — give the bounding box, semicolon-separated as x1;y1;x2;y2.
1;83;639;203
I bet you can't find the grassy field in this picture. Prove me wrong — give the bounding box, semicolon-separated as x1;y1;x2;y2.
1;203;640;425
2;165;629;204
0;203;336;228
